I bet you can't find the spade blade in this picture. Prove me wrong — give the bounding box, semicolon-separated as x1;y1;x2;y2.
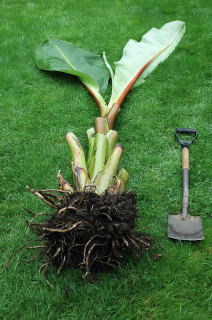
168;214;204;241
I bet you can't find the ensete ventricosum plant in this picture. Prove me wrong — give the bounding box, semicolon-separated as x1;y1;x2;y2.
27;21;185;279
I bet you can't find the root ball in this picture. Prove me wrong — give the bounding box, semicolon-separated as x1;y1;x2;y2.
29;191;152;279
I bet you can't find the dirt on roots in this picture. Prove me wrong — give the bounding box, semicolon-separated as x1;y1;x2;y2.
27;190;153;280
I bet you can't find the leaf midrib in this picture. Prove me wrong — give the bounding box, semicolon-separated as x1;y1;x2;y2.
53;42;76;70
112;24;183;101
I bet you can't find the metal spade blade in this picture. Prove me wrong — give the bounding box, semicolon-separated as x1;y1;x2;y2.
168;214;204;241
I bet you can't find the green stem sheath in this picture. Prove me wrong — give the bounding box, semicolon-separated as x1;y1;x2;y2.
94;144;123;194
106;130;118;159
117;168;129;192
92;133;108;181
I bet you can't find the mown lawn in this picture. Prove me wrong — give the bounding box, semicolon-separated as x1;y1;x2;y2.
0;0;211;319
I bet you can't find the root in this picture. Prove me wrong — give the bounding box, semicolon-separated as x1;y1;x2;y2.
21;252;42;263
25;190;153;279
22;208;51;217
57;256;66;274
26;186;59;209
27;245;47;249
42;221;83;233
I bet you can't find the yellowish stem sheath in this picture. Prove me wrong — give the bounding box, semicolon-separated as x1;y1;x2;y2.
117;168;129;192
108;168;129;194
87;128;96;178
66;132;90;190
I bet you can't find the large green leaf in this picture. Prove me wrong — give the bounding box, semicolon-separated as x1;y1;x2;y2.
35;39;110;114
108;21;185;108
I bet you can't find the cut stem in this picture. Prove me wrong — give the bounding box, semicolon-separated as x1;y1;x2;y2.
94;144;123;194
92;133;108;181
66;132;89;190
95;117;109;134
87;128;96;178
106;130;118;159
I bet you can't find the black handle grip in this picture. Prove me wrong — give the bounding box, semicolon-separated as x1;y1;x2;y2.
175;128;198;147
176;128;197;135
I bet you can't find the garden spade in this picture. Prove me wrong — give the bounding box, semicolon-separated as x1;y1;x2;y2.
168;128;204;241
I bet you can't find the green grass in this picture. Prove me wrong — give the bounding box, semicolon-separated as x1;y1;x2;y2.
0;0;211;319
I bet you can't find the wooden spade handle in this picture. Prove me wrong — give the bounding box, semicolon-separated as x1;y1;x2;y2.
182;147;189;169
182;147;189;217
